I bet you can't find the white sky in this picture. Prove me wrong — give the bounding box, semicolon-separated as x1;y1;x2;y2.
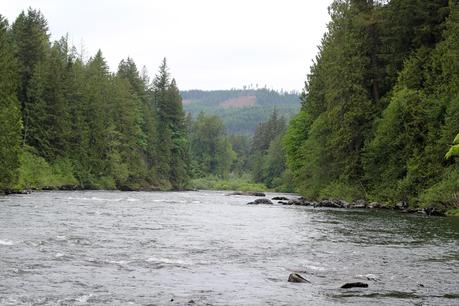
1;0;332;91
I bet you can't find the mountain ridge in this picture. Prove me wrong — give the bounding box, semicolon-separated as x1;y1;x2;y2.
181;88;300;134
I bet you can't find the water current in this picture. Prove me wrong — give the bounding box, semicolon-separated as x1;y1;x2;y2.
1;190;458;305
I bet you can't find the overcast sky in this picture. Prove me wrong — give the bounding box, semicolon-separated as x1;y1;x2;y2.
1;0;332;91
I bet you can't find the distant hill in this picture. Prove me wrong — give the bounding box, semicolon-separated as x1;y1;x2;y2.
181;89;301;134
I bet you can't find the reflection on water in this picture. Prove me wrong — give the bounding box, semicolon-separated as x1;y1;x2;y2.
0;190;458;305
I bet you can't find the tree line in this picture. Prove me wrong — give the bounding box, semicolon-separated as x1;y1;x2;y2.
284;0;459;209
182;89;300;134
185;108;290;191
0;9;189;191
0;8;289;193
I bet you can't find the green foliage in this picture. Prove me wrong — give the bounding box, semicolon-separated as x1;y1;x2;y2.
446;208;459;217
189;113;236;178
182;88;300;135
419;167;459;208
0;15;22;190
1;10;190;192
153;59;190;189
250;109;288;188
363;88;430;201
285;0;459;210
445;133;459;160
16;149;77;189
228;134;251;175
319;182;365;203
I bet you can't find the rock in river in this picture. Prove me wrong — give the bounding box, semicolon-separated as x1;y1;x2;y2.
272;196;289;201
247;198;273;205
424;203;447;216
288;273;310;283
287;197;314;206
341;282;369;289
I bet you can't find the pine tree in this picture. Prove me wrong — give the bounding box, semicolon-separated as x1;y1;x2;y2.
152;58;189;188
167;79;189;189
153;58;173;186
11;8;49;149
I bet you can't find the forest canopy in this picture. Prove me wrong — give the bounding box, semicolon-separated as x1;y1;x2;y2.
284;0;459;209
0;9;189;191
1;1;459;213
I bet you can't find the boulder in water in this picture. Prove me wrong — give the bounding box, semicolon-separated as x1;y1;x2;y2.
288;273;310;283
341;282;369;289
288;197;313;206
424;203;447;216
247;198;273;205
272;196;289;201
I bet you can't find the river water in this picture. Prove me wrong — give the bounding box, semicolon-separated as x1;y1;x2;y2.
0;191;458;305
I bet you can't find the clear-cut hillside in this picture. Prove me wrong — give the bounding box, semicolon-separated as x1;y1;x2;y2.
181;88;300;134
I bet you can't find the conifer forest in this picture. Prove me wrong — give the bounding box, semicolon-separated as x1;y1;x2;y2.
1;1;459;305
1;0;459;214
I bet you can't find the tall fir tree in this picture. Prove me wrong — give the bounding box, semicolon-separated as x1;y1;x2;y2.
11;8;49;149
152;58;189;188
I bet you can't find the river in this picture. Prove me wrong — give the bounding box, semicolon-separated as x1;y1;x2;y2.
0;190;458;305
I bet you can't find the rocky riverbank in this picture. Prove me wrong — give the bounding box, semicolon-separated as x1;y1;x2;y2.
246;196;452;217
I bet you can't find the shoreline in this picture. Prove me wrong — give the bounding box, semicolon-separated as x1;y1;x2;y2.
2;187;458;217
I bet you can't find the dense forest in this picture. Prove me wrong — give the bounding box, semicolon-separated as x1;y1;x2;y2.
185;109;291;192
182;89;300;134
0;8;287;193
0;9;189;191
1;1;459;214
284;0;459;211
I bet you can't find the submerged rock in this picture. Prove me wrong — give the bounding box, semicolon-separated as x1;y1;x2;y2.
247;198;273;205
272;196;289;201
227;191;266;197
288;273;310;283
4;189;32;195
341;282;369;289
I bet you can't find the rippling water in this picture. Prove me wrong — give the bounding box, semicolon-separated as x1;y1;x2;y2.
0;191;458;305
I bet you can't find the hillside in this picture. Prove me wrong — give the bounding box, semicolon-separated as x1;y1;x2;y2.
182;89;300;134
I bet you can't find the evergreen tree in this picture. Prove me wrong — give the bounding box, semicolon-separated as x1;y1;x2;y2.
285;0;456;206
250;109;287;187
11;8;49;148
152;58;189;188
190;113;235;178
